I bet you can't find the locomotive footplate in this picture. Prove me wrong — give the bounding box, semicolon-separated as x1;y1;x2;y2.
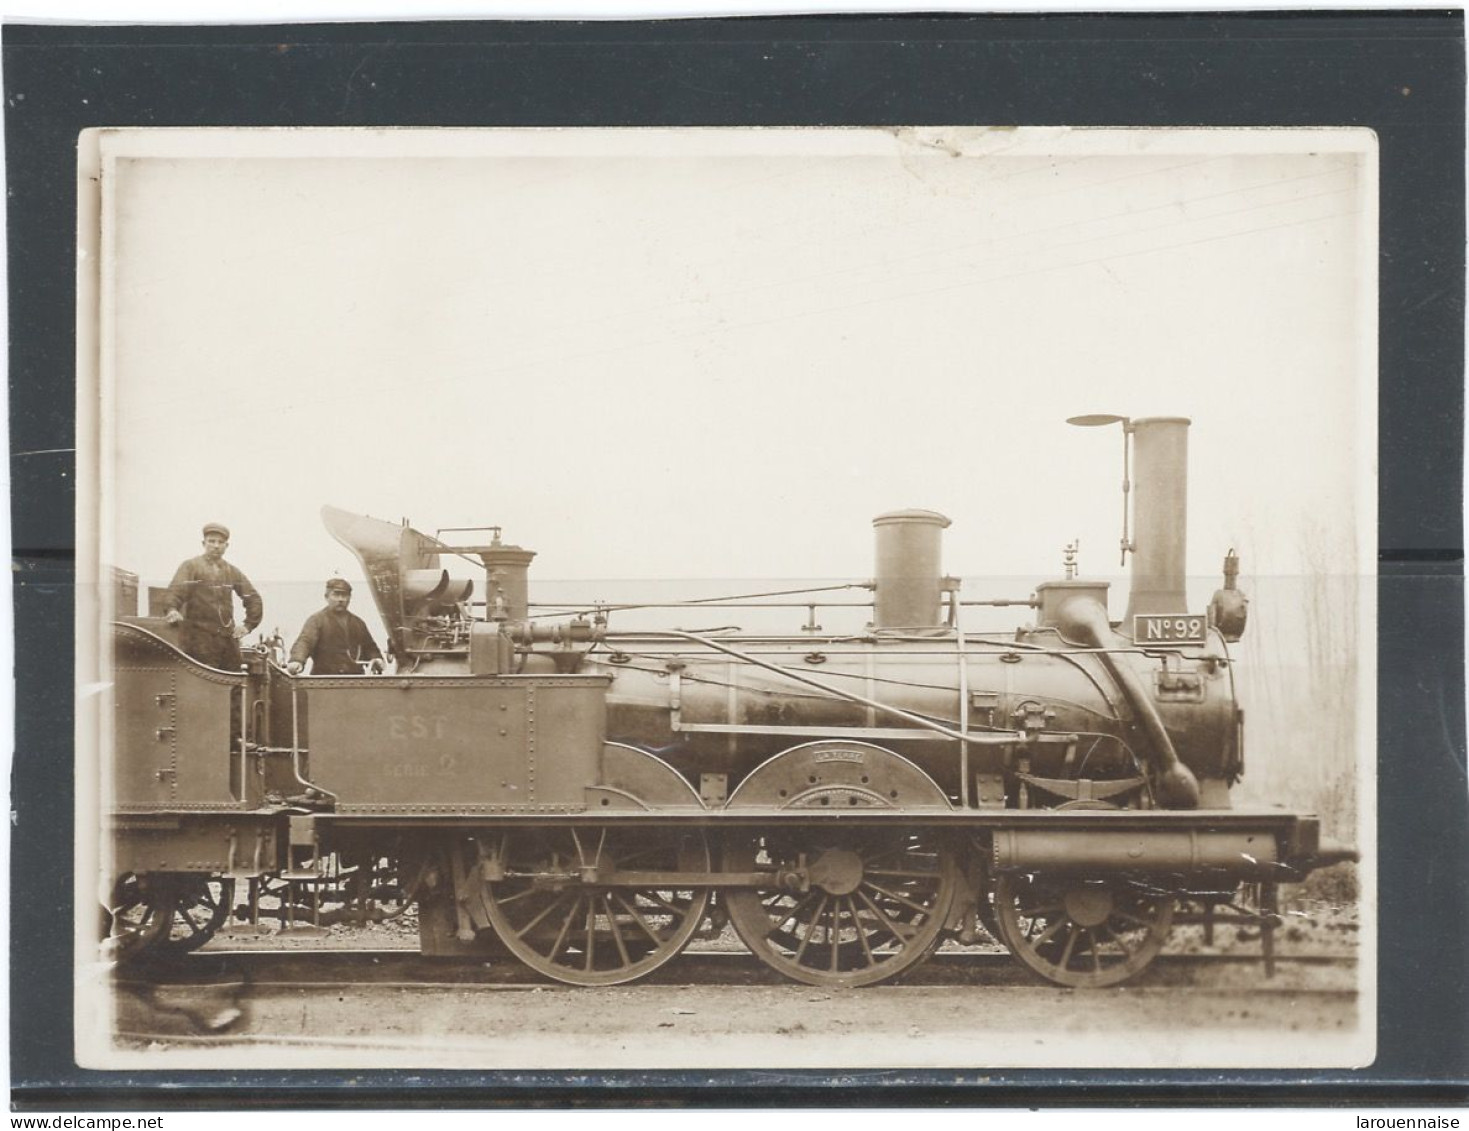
312;808;1316;830
312;808;1335;877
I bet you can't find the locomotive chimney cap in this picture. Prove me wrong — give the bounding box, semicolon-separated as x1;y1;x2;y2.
1066;413;1128;428
1067;414;1191;431
1129;415;1192;429
872;509;951;528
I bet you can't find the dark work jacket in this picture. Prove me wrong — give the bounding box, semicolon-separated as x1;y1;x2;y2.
290;608;383;675
162;554;263;635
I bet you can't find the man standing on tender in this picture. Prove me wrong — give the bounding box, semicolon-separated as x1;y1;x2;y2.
162;522;263;671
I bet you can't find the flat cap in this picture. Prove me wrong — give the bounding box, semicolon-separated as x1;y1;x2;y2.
202;522;230;539
325;578;353;594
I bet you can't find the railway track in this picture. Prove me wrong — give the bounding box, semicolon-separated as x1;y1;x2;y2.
115;946;1359;991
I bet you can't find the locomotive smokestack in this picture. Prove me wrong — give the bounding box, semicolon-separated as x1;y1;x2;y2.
1123;416;1191;623
872;509;951;630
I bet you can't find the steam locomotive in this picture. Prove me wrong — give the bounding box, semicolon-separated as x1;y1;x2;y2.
104;415;1353;988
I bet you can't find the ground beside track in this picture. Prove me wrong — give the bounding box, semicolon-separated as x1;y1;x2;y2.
89;899;1367;1071
98;963;1364;1071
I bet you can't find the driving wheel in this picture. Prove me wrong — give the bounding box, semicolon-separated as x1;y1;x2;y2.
480;747;711;986
722;740;958;987
481;825;711;986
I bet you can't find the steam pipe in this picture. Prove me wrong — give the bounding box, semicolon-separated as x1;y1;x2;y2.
288;684;338;803
1053;595;1200;809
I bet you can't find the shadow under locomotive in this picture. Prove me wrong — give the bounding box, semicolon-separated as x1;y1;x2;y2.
103;415;1356;991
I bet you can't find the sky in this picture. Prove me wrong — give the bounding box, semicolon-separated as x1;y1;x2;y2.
88;127;1375;646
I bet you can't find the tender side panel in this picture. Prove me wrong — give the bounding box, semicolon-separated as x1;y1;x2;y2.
111;814;281;877
302;677;607;813
113;626;242;811
113;666;179;809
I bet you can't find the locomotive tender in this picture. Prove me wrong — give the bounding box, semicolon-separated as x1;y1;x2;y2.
105;415;1353;988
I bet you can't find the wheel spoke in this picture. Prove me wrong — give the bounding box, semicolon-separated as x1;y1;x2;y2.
603;895;632;967
856;887;916;944
771;892;823;936
492;886;545;908
637;889;686;916
849;897;876;966
546;897;580;962
1056;924;1080;971
791;896;828;963
613;892;665;944
1031;917;1066;950
862;880;938;917
1102;924;1134;960
513;890;573;940
175;906;204;938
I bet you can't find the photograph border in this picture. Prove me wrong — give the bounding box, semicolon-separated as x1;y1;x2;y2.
7;11;1466;1107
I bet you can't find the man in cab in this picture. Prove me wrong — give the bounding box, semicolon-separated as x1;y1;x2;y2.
287;578;385;676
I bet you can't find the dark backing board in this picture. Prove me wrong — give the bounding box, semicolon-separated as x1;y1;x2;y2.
7;12;1465;1107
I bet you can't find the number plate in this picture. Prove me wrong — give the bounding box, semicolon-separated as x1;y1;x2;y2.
1133;613;1207;644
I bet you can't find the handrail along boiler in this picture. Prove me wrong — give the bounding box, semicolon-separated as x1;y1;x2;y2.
106;415;1354;988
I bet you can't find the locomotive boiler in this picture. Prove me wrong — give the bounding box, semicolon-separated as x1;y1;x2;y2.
104;415;1352;990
